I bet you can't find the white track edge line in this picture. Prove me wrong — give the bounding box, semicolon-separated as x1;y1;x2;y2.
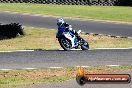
48;67;64;69
106;65;120;67
1;65;131;70
0;69;13;71
95;48;132;50
22;68;37;70
0;48;131;52
0;50;35;52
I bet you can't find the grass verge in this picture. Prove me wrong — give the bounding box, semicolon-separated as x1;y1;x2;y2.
81;33;132;48
0;3;132;22
0;66;132;88
0;27;131;51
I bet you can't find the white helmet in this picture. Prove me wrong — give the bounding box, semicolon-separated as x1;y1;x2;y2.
57;18;64;26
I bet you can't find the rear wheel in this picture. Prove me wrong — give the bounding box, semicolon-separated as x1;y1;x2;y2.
58;38;72;51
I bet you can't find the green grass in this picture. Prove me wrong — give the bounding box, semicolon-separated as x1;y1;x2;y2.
0;27;61;51
0;66;132;88
0;3;132;22
0;27;131;51
81;34;132;48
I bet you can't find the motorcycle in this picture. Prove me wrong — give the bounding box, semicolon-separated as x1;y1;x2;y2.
56;27;89;51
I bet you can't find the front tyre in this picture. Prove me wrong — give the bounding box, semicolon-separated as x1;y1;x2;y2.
58;38;72;51
80;38;89;50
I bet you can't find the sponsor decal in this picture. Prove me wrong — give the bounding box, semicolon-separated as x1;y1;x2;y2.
76;66;131;85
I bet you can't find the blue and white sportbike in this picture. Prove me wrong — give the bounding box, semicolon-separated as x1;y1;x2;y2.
56;26;89;51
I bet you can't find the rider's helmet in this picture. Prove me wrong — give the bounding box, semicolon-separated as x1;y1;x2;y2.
57;18;64;26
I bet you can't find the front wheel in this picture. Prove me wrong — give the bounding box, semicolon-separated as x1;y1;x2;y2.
58;38;72;51
80;38;89;50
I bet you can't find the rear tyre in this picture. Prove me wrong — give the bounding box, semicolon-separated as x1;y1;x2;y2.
58;38;72;51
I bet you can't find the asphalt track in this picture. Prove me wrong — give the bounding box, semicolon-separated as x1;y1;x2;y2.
0;12;132;88
0;49;132;69
0;12;132;37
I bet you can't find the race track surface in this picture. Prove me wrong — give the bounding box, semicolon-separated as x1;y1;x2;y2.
0;11;132;88
0;49;132;69
0;12;132;37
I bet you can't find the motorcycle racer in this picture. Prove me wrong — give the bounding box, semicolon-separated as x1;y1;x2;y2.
56;18;81;47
